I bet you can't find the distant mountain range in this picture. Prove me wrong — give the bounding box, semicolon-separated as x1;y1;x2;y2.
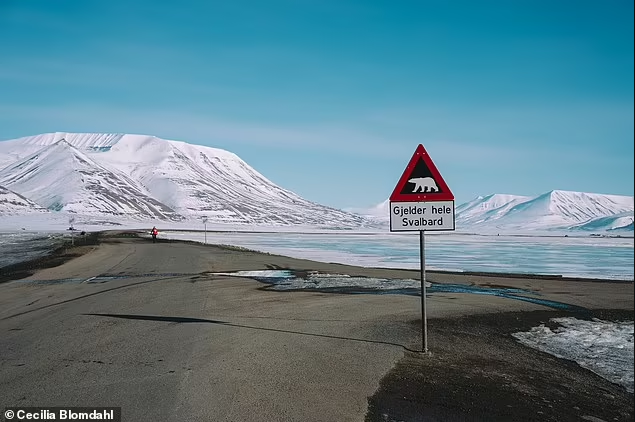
1;132;632;233
456;191;633;232
0;132;373;228
357;191;634;232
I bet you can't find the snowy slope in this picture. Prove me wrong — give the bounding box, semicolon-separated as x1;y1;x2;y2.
95;135;368;225
0;185;49;215
455;194;532;226
570;211;634;232
0;139;183;220
0;132;372;227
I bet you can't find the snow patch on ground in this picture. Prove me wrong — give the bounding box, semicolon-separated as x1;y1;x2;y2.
513;317;634;393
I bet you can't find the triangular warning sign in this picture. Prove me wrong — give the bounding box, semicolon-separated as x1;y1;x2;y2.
390;144;454;201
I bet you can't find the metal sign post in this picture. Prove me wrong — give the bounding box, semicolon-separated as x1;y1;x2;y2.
419;230;427;352
388;144;455;353
203;217;208;244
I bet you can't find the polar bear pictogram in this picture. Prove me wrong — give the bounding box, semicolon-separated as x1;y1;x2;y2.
408;177;438;193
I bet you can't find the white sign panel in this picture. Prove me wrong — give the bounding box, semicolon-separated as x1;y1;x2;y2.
390;201;455;232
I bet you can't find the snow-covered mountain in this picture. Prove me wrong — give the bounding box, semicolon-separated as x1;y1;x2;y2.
0;185;49;215
362;190;634;232
0;132;373;228
0;139;182;221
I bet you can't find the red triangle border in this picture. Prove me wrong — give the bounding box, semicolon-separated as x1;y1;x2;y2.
390;144;454;202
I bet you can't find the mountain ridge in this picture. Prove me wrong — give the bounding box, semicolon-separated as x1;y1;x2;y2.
362;190;634;232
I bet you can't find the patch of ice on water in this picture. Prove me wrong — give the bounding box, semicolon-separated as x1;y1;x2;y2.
513;317;634;393
283;274;426;291
214;270;295;279
213;269;429;290
307;272;351;278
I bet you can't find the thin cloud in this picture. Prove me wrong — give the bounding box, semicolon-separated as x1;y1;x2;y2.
0;58;228;97
2;102;627;169
0;104;407;158
358;102;634;161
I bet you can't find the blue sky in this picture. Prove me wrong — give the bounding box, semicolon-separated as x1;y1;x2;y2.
0;0;633;209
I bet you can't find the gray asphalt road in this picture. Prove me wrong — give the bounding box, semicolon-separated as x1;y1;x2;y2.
1;236;427;422
2;234;632;422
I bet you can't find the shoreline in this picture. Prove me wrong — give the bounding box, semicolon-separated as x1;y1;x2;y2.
2;230;634;285
158;227;635;238
0;232;100;283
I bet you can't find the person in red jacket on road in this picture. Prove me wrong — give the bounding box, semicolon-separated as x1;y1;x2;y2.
151;226;158;243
